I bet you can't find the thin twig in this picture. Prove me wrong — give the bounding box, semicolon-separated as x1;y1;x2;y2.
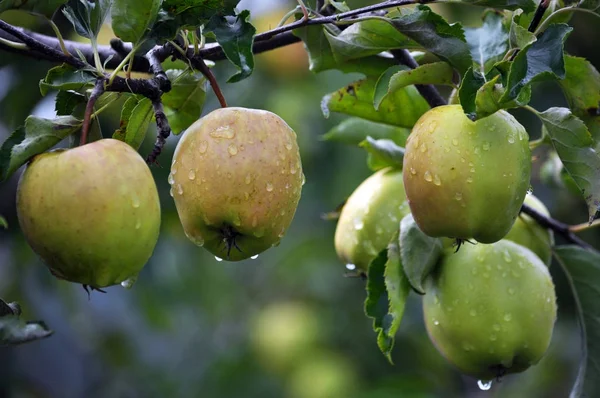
192;55;228;108
391;49;447;108
80;79;105;146
570;218;600;234
509;0;551;61
146;100;172;165
521;203;595;251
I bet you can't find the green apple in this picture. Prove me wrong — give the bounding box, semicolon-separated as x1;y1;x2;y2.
423;240;557;380
17;139;161;289
170;107;304;261
334;168;410;271
403;105;531;244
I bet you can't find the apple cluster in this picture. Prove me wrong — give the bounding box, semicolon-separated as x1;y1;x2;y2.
335;105;557;380
15;108;304;290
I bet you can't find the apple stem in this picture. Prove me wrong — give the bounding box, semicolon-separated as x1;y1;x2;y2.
80;79;105;146
195;55;228;108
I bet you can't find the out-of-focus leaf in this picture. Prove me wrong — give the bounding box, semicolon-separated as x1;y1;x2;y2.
359;137;404;171
374;63;454;110
112;95;139;142
125;98;153;150
559;56;600;117
111;0;161;44
554;246;600;398
55;90;87;115
0;0;68;17
322;118;410;146
324;19;419;62
389;6;472;74
365;235;410;363
447;0;534;11
399;214;443;294
0;316;53;346
206;10;255;82
464;12;508;75
536;108;600;222
322;78;429;128
62;0;113;40
0;216;6;230
162;69;206;134
39;64;96;96
501;24;572;103
0;116;82;182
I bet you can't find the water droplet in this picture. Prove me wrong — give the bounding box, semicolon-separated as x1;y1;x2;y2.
452;139;458;146
490;334;497;341
470;309;477;317
508;136;515;144
433;174;441;186
168;173;175;185
434;296;440;305
503;250;512;263
493;324;501;331
354;218;364;230
285;142;293;150
278;227;285;238
244;192;250;200
462;342;474;351
482;142;491;151
188;170;196;180
301;174;306;186
131;195;140;208
245;174;252;185
249;254;259;260
428;121;438;132
121;276;137;289
135;219;141;230
346;263;356;270
185;231;205;247
169;187;174;197
527;185;534;194
466;177;473;183
470;168;475;173
410;168;417;175
176;184;183;195
424;171;433;182
172;167;178;175
253;228;265;238
504;313;512;322
210;125;235;139
266;182;274;192
444;147;451;153
433;320;440;326
290;165;297;174
413;136;420;148
478;380;492;391
215;256;223;262
508;287;515;295
420;143;427;152
227;143;238;156
199;140;208;153
455;192;463;201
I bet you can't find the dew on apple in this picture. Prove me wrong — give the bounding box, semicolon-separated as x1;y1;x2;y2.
131;194;140;208
168;173;174;185
215;256;223;262
228;143;238;155
477;380;492;391
121;276;137;289
266;182;274;192
345;263;356;270
353;218;364;230
188;170;196;180
251;254;259;260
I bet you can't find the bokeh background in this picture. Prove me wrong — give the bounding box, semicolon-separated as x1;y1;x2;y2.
0;0;599;397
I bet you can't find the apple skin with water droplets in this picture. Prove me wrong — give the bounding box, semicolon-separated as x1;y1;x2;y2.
403;105;531;244
334;168;410;271
170;107;304;261
16;139;161;288
423;240;557;380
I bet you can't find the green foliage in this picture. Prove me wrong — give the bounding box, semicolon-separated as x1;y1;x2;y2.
111;0;162;45
162;69;207;134
359;137;404;171
0;0;68;17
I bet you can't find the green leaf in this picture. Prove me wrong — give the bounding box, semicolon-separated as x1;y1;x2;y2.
364;236;410;363
294;25;397;76
447;0;534;11
112;95;139;142
0;316;53;346
162;69;207;134
559;55;600;117
0;116;82;182
509;10;536;49
125;98;153;150
374;63;454;110
111;0;161;44
324;18;419;63
399;214;443;294
55;90;87;115
206;10;255;83
39;64;96;96
389;5;472;74
464;12;508;75
322;117;410;146
536;108;600;222
62;0;113;40
0;216;6;229
554;246;600;398
501;24;572;103
359;137;405;171
0;0;68;17
322;78;430;129
579;0;600;10
458;67;486;117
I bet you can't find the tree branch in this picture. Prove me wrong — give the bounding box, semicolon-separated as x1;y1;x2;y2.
146;100;172;165
521;204;595;251
390;49;447;108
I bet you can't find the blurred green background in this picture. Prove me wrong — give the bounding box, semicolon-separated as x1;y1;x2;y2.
0;0;599;397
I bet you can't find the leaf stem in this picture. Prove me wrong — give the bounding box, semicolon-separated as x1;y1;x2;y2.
570;219;600;234
0;37;27;50
534;6;600;36
46;18;71;56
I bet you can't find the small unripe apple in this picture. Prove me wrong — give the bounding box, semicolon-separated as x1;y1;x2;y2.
16;139;161;288
170;107;304;261
334;168;409;271
423;240;557;380
403;105;531;244
504;194;553;265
